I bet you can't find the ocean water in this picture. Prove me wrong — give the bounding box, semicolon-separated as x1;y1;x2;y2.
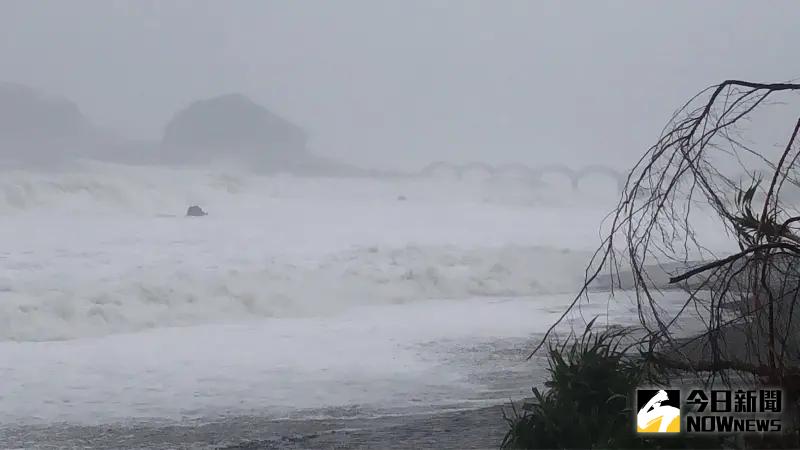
0;161;726;428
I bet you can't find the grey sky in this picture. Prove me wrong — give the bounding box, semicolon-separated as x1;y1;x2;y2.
2;0;799;170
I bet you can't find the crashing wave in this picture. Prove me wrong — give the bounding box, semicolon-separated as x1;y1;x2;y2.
0;245;590;342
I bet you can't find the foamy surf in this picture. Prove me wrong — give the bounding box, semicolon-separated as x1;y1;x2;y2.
0;160;618;215
0;244;591;341
0;162;724;437
0;161;622;342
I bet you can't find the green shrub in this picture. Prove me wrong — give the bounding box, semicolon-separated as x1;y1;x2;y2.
502;320;722;449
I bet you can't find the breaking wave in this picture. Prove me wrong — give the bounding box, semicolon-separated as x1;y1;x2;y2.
0;160;620;342
0;161;270;214
0;160;618;215
0;245;590;342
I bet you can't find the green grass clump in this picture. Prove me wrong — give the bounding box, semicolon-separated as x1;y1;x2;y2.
501;319;721;449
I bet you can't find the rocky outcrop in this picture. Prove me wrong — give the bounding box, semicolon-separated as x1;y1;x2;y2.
162;93;307;167
0;82;94;164
0;84;369;175
0;82;89;140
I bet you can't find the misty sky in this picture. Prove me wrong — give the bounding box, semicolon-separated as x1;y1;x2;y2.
1;0;799;170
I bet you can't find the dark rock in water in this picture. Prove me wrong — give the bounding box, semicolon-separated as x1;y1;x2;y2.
186;205;208;217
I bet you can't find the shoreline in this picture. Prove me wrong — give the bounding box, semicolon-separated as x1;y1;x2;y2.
1;403;512;449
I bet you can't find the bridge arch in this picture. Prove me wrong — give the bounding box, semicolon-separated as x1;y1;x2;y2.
420;161;459;178
460;161;495;178
497;163;537;178
530;164;579;189
418;161;626;193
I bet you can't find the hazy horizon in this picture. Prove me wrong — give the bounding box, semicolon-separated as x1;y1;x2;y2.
3;1;799;171
4;3;799;447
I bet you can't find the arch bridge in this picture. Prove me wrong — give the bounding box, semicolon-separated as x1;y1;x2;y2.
419;161;627;192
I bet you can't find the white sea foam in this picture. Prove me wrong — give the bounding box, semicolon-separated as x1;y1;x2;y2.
0;292;702;426
0;160;618;214
0;244;592;341
0;161;621;342
0;161;734;426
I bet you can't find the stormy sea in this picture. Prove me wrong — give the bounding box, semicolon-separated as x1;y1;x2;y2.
0;162;726;448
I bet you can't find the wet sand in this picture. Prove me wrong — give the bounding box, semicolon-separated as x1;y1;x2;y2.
1;404;511;449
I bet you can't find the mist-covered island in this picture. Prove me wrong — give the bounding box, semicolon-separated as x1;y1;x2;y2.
2;2;800;449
